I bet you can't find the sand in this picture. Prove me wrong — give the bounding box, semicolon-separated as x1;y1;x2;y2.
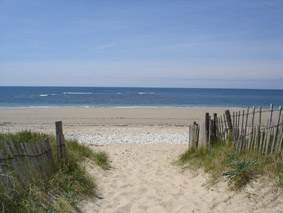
82;144;283;213
0;107;282;212
0;107;237;134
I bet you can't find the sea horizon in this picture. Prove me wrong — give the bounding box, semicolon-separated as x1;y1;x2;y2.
0;86;282;109
1;85;283;90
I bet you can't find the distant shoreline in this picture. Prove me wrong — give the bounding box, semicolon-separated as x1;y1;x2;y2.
0;105;247;110
0;107;271;136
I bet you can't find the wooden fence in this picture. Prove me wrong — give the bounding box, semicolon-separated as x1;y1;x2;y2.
0;121;67;193
189;104;283;157
0;139;55;192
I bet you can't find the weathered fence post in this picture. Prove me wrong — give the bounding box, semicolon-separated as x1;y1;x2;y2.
56;121;68;163
199;116;210;148
205;113;210;146
189;122;199;149
225;110;232;131
213;113;217;141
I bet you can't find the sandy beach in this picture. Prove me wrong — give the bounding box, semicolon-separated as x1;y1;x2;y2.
0;107;282;212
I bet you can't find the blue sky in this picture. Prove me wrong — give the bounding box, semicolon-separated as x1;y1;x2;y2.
0;0;283;89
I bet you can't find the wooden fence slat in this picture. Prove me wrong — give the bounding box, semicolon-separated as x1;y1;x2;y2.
232;112;235;128
276;109;283;155
213;113;217;140
278;132;283;154
222;115;226;140
237;111;241;147
41;141;52;175
56;121;68;163
44;138;55;171
30;142;46;179
218;116;222;141
0;145;15;190
24;143;42;180
223;114;227;140
38;142;50;177
259;128;265;153
254;125;259;152
225;110;232;131
234;111;238;143
265;104;274;155
248;107;255;151
220;116;223;141
20;142;37;181
205;113;210;145
232;112;236;140
9;141;31;185
2;141;24;188
40;141;52;176
257;107;263;152
270;106;282;155
209;119;213;145
239;110;245;150
243;107;249;150
14;141;33;183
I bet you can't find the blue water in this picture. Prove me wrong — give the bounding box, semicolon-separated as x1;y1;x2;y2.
0;87;282;108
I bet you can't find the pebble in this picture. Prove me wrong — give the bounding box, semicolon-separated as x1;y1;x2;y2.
66;130;189;145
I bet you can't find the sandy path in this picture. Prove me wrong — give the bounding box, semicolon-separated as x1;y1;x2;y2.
1;107;281;212
81;144;283;213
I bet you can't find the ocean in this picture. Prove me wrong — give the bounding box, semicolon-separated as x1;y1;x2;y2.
0;87;282;109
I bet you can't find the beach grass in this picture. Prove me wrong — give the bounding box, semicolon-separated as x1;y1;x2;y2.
177;140;283;189
0;131;109;212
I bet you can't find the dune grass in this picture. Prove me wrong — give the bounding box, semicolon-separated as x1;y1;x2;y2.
0;131;110;212
66;139;110;170
177;140;283;189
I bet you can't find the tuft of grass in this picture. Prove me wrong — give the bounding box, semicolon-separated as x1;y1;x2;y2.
0;130;48;143
223;159;257;189
0;131;108;212
66;140;110;170
93;151;110;170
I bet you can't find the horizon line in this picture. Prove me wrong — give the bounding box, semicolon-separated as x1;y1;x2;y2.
0;85;283;91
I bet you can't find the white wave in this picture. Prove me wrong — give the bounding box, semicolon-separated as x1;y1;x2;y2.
138;92;146;95
117;93;122;95
40;94;48;97
63;92;92;95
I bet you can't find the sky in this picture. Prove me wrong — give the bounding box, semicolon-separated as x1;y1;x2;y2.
0;0;283;89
